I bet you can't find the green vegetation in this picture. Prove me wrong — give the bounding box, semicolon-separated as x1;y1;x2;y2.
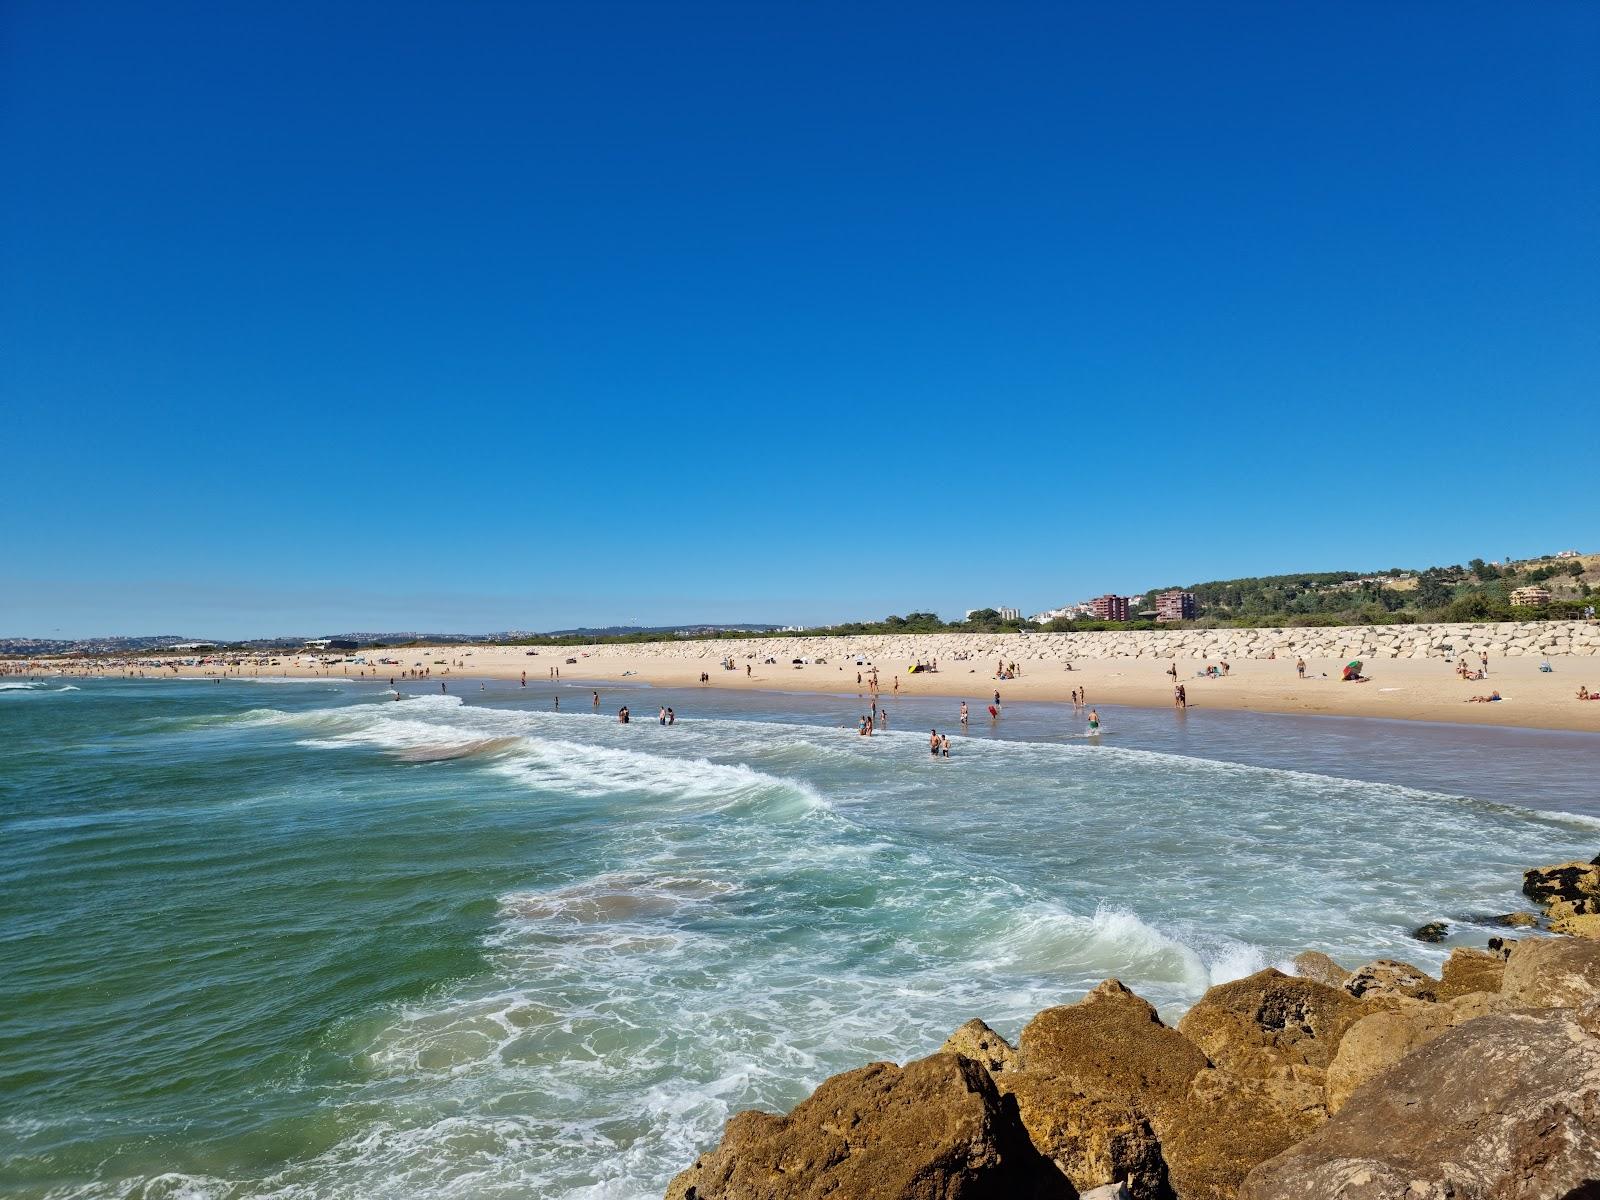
496;554;1595;647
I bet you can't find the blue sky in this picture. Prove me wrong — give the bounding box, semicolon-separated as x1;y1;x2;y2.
4;1;1597;638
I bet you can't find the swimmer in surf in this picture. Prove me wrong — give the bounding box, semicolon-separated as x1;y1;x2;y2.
1087;708;1100;732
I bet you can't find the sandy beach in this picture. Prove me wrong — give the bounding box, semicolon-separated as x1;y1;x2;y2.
30;631;1600;733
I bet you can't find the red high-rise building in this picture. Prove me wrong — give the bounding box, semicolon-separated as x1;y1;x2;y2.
1089;594;1130;621
1154;590;1196;622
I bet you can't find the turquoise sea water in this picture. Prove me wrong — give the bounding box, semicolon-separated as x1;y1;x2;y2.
2;677;1597;1199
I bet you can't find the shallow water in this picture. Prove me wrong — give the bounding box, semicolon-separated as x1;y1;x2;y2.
1;677;1596;1199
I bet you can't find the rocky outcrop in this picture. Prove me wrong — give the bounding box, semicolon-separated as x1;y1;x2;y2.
1241;1006;1600;1200
1500;934;1600;1009
666;853;1600;1200
1340;958;1437;1001
1177;970;1361;1075
663;1052;1064;1200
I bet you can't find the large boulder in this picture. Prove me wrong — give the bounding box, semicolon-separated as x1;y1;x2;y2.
1500;935;1600;1008
1434;946;1506;1000
1289;951;1349;989
1522;857;1600;912
999;1072;1166;1198
1319;993;1506;1115
1341;958;1437;1001
1553;912;1600;939
663;1052;1065;1200
941;1019;1020;1076
1177;969;1362;1075
1162;1066;1326;1200
1017;979;1207;1130
1241;1007;1600;1200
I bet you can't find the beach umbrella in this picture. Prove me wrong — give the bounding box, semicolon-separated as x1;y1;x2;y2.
1347;661;1362;670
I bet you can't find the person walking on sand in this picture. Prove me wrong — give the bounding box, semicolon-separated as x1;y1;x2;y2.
1481;651;1490;676
1296;657;1306;679
746;663;751;677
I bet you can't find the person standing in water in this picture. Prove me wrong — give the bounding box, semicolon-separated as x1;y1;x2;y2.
929;729;940;757
959;701;968;726
941;733;951;757
1087;707;1101;733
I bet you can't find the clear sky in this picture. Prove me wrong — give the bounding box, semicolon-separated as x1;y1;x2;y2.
4;1;1597;638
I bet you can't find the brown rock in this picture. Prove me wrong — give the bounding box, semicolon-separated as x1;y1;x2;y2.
1177;969;1362;1075
1522;857;1600;910
1501;934;1600;1008
1163;1065;1326;1200
1553;912;1600;939
663;1052;1065;1200
1017;978;1207;1130
1491;911;1540;928
1435;946;1505;1000
940;1019;1020;1076
1289;951;1348;988
1322;1011;1424;1115
1341;958;1438;1001
1324;988;1515;1114
1548;897;1590;922
1241;1009;1600;1200
999;1072;1166;1198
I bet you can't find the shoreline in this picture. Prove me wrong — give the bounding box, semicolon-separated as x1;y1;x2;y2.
26;633;1600;733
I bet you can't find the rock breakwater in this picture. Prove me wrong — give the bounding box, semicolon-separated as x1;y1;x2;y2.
664;853;1600;1200
579;620;1600;665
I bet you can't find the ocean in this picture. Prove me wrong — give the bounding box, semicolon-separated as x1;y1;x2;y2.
2;677;1597;1199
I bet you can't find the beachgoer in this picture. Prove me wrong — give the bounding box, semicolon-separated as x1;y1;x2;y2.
746;663;751;677
959;701;968;725
929;730;940;757
667;707;675;724
1087;707;1100;732
987;703;998;721
1481;651;1490;675
619;705;630;723
659;706;667;725
1176;684;1187;709
1296;657;1306;679
1465;691;1502;703
940;733;951;757
593;690;600;705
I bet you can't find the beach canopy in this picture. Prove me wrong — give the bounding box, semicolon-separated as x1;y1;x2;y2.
1347;660;1362;669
